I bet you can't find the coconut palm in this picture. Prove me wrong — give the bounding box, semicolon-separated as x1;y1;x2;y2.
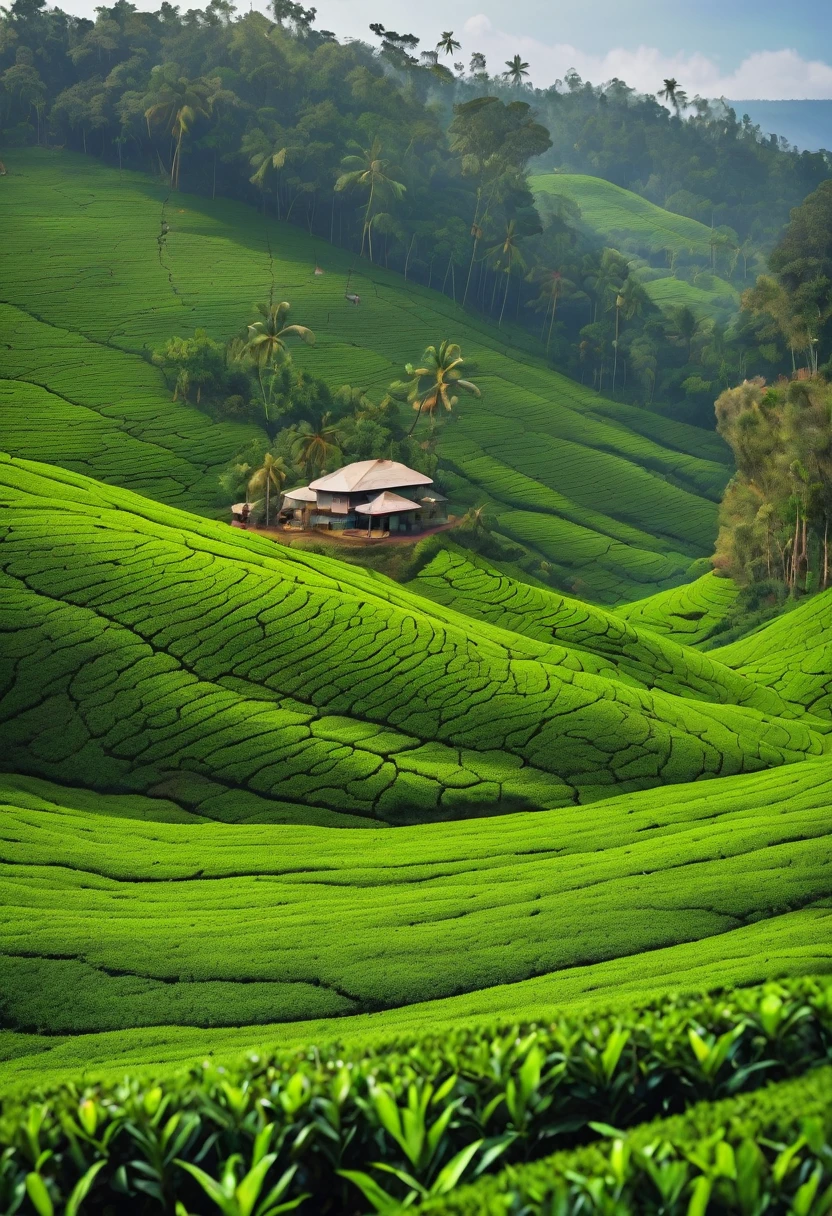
244;301;315;425
658;78;688;114
391;340;481;435
436;30;460;57
293;414;344;480
335;137;406;263
144;72;218;189
248;452;288;527
610;277;648;393
488;219;528;327
532;268;576;354
503;54;530;87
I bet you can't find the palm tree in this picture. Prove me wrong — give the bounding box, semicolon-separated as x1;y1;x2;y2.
248;453;288;527
488;220;528;327
244;301;315;426
503;54;530;87
391;340;481;435
144;73;217;189
657;78;688;114
335;138;406;263
436;31;461;57
293;414;344;480
610;277;648;394
532;268;576;355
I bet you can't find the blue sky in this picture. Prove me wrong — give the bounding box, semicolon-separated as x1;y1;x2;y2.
64;0;832;97
310;0;832;97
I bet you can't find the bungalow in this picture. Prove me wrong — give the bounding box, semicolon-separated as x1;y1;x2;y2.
280;458;440;535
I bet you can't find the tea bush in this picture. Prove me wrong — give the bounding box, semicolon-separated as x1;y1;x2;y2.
0;980;830;1214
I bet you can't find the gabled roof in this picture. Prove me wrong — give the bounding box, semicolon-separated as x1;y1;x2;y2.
282;486;317;503
355;491;422;516
309;459;433;494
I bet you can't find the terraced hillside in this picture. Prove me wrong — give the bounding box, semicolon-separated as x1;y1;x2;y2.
409;547;745;692
3;455;827;827
0;149;733;601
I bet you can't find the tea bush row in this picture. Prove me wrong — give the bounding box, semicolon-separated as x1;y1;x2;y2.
0;980;830;1214
423;1064;832;1215
1;758;831;1032
409;548;780;710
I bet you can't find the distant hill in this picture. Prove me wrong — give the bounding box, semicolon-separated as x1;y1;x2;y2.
531;173;741;323
728;100;832;152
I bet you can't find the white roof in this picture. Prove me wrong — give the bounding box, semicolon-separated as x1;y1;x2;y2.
282;486;317;503
309;459;433;494
355;491;422;516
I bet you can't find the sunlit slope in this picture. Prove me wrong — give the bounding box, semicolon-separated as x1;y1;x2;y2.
409;548;776;710
714;592;832;717
0;302;256;511
2;457;828;820
531;172;714;258
0;150;732;601
614;572;740;646
1;760;830;1035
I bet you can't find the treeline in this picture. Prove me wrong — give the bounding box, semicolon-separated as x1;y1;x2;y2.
2;0;831;423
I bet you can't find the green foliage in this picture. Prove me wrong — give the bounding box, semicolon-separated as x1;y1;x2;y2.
0;980;830;1213
422;1065;832;1215
713;377;832;593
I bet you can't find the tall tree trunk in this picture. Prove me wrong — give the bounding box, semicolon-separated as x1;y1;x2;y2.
823;517;829;590
547;291;559;354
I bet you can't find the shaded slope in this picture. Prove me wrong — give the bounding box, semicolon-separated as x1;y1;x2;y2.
0;150;732;600
1;457;826;826
0;758;830;1034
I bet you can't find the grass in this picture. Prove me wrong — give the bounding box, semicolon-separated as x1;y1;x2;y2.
531;173;716;260
0;148;735;603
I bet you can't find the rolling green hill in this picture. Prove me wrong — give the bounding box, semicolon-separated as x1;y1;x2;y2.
2;455;826;826
531;173;716;259
1;452;831;1083
0;149;734;602
531;172;741;323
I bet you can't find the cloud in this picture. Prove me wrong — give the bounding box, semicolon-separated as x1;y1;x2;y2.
462;14;832;98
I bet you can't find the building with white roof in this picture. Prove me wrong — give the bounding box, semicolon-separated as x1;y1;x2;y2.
279;459;441;536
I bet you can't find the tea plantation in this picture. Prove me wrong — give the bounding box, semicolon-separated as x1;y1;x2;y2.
531;173;716;260
0;149;733;602
1;149;831;1215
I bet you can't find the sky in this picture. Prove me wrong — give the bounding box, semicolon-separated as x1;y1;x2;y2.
64;0;832;99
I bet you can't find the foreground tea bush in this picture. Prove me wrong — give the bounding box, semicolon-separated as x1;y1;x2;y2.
1;980;830;1214
423;1064;832;1215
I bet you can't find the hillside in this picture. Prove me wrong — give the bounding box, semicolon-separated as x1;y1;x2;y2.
4;455;824;824
0;149;734;602
532;172;741;322
532;172;716;259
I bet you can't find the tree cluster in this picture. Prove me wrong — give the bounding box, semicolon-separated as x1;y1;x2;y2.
714;375;832;595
